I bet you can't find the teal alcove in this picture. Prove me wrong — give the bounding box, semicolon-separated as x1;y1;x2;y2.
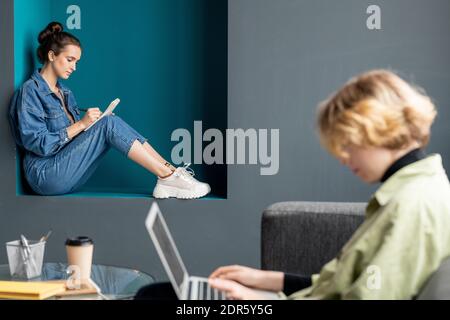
14;0;228;199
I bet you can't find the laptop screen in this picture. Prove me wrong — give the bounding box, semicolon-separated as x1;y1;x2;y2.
151;211;186;290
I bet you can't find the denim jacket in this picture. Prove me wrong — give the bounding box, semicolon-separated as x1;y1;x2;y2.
9;69;82;159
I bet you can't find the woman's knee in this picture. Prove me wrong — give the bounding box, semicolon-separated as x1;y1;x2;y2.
95;114;129;133
96;114;116;128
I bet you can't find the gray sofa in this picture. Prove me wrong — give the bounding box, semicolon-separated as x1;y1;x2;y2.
261;201;450;300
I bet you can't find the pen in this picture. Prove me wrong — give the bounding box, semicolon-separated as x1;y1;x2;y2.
20;234;31;261
20;234;37;273
39;229;53;242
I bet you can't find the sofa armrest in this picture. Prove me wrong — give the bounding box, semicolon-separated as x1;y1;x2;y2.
261;201;366;275
417;256;450;300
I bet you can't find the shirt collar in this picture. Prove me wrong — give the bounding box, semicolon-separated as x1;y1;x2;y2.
380;148;426;182
31;69;70;96
374;154;445;206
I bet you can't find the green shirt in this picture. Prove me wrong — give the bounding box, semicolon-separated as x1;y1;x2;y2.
283;154;450;300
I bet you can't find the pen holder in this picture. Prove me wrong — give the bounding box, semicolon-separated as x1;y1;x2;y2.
6;240;46;279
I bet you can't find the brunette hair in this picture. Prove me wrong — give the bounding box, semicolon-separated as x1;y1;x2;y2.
37;22;81;64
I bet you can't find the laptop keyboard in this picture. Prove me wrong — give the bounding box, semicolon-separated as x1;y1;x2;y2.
188;279;226;300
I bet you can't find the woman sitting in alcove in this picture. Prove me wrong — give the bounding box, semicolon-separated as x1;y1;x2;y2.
8;22;210;199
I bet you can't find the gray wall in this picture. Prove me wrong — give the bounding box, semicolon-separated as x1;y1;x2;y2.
1;0;449;282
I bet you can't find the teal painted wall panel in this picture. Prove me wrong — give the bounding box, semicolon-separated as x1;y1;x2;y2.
14;0;227;197
49;0;227;196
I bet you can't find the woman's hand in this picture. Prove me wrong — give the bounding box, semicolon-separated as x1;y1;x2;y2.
80;108;102;129
209;265;284;292
208;278;270;300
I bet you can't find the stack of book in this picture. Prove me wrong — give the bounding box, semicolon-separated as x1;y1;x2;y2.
0;281;67;300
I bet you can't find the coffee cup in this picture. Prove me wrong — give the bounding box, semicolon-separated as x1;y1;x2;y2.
65;236;94;280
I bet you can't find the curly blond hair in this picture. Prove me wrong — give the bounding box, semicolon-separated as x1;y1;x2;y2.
317;70;437;159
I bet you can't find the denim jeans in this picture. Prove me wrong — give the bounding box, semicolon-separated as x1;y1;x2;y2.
24;115;147;195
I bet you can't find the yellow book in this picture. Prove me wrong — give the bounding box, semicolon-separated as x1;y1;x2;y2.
0;281;67;300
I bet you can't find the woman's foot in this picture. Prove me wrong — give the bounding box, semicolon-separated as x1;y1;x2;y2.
152;164;211;199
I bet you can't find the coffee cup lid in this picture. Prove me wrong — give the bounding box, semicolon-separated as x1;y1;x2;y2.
65;236;94;246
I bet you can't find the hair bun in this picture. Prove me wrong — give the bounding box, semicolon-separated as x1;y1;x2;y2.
38;22;64;44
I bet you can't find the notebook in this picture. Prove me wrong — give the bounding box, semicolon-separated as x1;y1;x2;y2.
0;281;67;300
83;98;121;131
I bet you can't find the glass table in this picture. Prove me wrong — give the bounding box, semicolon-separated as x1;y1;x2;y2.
0;263;154;300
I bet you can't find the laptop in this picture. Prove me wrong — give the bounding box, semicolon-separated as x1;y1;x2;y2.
145;202;227;300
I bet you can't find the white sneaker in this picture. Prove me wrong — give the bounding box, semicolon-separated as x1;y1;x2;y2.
152;163;211;199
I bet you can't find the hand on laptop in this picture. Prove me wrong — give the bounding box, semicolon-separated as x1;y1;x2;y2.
209;265;284;292
208;278;269;300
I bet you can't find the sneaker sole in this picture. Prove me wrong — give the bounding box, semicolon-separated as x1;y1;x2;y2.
153;184;211;200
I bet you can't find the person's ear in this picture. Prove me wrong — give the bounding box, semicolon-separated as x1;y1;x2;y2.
48;50;55;62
